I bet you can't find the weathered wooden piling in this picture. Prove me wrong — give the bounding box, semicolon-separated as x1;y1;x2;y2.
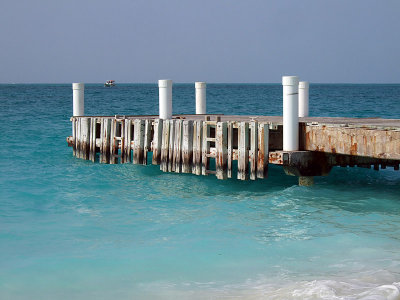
152;119;163;165
81;117;90;160
74;118;79;158
89;117;97;162
124;119;132;163
237;121;249;180
133;119;145;165
192;120;203;175
257;123;269;178
182;120;193;173
173;120;183;173
72;118;77;157
168;120;175;172
227;121;233;178
110;119;119;164
143;119;152;165
202;121;212;175
160;119;170;172
119;120;126;164
249;121;258;180
100;118;111;164
216;122;228;179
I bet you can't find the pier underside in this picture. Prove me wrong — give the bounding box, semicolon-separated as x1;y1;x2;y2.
67;115;400;185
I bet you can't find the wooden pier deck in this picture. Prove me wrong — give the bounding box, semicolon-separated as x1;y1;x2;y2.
67;114;400;184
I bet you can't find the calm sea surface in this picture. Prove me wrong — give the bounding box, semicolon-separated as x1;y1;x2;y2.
1;84;400;299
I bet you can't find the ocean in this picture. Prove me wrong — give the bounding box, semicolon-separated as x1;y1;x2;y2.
1;83;400;299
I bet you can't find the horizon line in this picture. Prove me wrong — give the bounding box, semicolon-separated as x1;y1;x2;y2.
1;82;400;85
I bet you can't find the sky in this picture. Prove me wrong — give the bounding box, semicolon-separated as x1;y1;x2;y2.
1;0;399;83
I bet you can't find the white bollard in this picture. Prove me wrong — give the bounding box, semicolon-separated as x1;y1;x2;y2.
282;76;299;151
158;79;173;119
298;81;309;117
195;82;206;114
72;83;84;116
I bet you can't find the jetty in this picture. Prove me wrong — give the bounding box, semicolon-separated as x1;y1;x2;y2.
67;79;400;186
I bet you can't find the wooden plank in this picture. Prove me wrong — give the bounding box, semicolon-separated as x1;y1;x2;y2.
237;121;249;180
192;120;203;175
257;123;269;178
143;119;152;165
152;119;163;165
173;119;183;173
216;121;228;179
89;117;97;162
133;119;145;164
160;119;170;172
182;120;193;173
227;121;233;178
81;117;90;160
201;121;210;175
168;120;175;172
249;121;258;180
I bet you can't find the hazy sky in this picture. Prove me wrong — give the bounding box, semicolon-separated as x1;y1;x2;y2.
1;0;399;83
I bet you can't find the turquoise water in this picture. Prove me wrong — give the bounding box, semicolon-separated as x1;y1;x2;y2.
1;84;400;299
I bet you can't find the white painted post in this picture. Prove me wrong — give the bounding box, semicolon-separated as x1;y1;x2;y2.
72;83;84;116
158;79;173;119
195;82;206;114
299;81;309;117
282;76;299;151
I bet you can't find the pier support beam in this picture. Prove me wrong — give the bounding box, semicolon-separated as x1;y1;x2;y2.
195;82;206;114
298;81;309;117
282;76;299;151
72;83;84;116
299;176;314;186
281;151;332;177
274;151;332;186
159;79;172;119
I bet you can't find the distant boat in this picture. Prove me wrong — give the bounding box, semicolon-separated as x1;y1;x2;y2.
104;80;115;87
